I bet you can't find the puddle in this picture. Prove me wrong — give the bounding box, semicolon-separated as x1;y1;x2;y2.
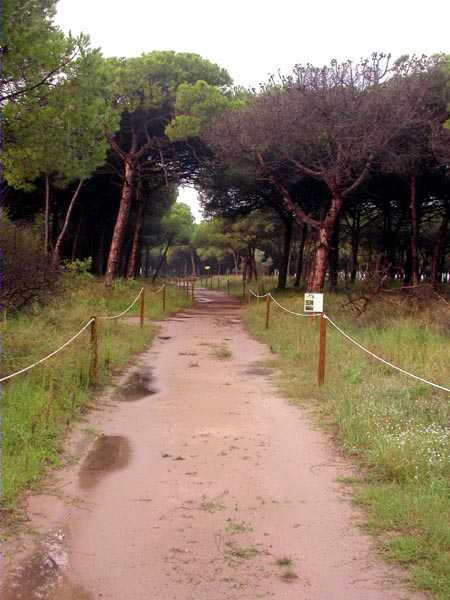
117;369;157;401
244;367;273;376
1;529;71;600
79;435;131;490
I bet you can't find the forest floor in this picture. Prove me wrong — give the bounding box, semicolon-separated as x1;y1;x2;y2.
0;288;423;600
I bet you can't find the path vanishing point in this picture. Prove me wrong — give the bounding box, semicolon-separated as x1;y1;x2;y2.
1;288;420;600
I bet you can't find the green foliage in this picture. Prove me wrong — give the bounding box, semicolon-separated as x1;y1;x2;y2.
3;48;119;190
111;51;231;123
161;202;195;245
167;80;245;141
1;0;88;102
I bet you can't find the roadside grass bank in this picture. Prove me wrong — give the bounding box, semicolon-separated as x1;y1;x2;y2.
231;282;449;599
0;276;190;509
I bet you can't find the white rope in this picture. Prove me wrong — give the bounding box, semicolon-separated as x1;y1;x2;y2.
249;288;270;298
0;319;95;383
268;294;317;317
98;287;144;320
324;314;450;393
150;284;165;295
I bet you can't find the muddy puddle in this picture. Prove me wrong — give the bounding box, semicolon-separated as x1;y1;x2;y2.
244;367;273;376
116;368;157;402
0;529;75;600
79;435;131;490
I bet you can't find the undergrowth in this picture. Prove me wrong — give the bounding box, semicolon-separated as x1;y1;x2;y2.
0;275;189;508
228;278;449;599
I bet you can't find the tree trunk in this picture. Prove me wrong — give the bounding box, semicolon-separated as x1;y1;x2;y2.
52;180;84;269
308;195;343;292
328;212;340;292
44;175;50;255
190;249;197;277
105;160;135;286
126;201;144;279
431;200;449;284
232;250;239;276
410;174;419;285
294;224;307;287
278;217;293;289
251;247;258;281
350;207;360;283
152;238;172;283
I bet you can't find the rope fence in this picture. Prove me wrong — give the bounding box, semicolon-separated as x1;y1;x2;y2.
247;287;449;394
0;284;168;386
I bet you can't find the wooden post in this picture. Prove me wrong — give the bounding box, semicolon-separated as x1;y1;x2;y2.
210;276;213;289
265;294;271;330
140;288;145;328
162;284;166;311
242;279;246;300
191;280;195;303
318;314;327;386
227;279;230;295
89;316;98;385
247;288;251;304
256;283;260;303
186;280;189;296
217;277;220;289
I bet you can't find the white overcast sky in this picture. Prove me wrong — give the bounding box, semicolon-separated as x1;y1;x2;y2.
55;0;450;221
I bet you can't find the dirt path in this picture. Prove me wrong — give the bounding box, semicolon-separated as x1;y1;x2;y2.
1;289;419;600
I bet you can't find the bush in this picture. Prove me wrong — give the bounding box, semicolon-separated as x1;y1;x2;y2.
0;215;58;313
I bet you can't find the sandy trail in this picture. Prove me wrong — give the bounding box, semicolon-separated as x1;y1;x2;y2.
1;288;417;600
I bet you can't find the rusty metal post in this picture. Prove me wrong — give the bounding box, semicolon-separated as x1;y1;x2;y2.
162;284;166;311
89;317;98;385
318;314;327;385
140;288;145;327
265;294;271;330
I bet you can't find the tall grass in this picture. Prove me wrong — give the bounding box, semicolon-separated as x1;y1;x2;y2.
228;280;449;599
0;275;190;508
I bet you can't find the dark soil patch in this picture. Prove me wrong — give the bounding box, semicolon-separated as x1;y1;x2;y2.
79;436;131;490
244;367;273;376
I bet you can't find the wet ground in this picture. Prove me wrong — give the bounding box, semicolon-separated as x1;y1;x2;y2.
0;288;420;599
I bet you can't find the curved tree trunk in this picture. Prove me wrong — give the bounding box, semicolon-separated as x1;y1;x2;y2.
308;195;343;292
126;200;144;279
52;180;84;269
152;238;172;283
328;212;340;292
105;160;135;286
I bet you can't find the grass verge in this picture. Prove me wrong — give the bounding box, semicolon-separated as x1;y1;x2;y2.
0;275;190;509
230;282;449;599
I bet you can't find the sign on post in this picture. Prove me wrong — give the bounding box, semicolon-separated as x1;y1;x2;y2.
304;292;324;314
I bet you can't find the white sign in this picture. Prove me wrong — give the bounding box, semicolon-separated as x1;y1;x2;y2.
304;293;324;313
